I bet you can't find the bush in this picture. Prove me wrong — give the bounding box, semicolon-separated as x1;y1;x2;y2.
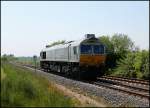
112;50;149;80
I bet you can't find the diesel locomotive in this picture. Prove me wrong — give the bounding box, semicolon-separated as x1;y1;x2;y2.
40;34;106;79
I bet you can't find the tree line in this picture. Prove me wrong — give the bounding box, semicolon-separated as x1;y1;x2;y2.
99;33;149;80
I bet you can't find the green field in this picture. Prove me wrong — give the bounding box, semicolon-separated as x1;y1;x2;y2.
16;56;40;67
1;62;80;107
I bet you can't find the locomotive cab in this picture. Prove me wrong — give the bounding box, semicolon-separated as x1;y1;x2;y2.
79;34;106;79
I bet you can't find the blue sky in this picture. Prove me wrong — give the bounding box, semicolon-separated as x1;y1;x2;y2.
1;1;149;56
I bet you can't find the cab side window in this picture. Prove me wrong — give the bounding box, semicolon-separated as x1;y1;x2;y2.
42;52;46;59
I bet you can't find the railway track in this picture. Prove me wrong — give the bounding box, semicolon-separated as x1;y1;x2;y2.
15;63;150;100
98;77;149;91
93;81;149;100
102;76;149;85
95;76;149;100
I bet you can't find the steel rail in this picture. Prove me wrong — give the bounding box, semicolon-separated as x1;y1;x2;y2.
102;76;149;85
93;82;150;100
97;77;149;92
108;76;149;82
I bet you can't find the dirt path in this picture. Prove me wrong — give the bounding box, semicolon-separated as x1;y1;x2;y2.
54;83;107;107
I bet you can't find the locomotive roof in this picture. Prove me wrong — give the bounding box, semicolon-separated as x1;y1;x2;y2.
41;37;100;52
41;38;85;52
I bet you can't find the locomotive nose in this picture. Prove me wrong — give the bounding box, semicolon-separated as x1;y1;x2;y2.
79;55;106;66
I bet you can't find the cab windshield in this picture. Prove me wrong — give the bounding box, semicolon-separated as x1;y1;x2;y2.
80;45;104;54
80;45;92;54
93;45;104;54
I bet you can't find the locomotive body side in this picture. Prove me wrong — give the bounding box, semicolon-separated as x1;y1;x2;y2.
40;41;81;62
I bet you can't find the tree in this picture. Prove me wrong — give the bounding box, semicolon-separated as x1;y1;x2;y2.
99;36;114;53
111;33;134;54
99;33;135;74
114;50;149;79
140;50;149;79
114;52;137;78
1;54;17;62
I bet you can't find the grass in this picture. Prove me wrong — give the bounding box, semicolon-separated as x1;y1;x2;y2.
1;67;6;80
16;57;40;67
1;62;79;107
